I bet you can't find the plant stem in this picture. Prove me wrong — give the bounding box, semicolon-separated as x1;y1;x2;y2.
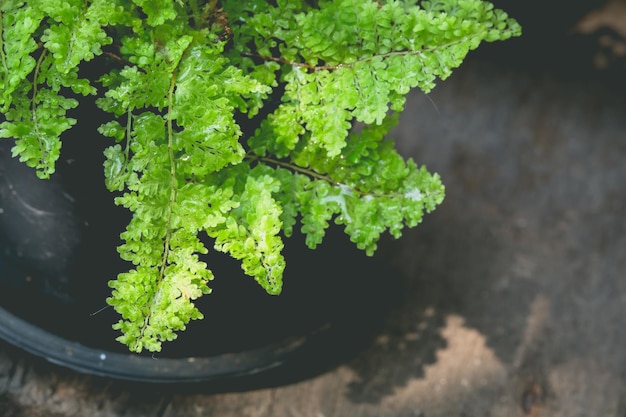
162;68;178;279
242;35;479;72
188;0;200;27
31;50;49;168
247;154;334;183
136;41;190;347
0;9;7;76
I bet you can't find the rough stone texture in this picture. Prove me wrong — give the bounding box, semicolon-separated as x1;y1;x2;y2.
2;2;626;416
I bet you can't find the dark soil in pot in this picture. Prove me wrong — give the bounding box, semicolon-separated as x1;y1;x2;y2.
0;102;397;386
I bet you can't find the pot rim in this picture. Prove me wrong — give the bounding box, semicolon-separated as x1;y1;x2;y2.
0;303;324;384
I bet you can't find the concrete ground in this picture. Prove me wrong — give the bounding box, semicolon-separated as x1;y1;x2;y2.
1;1;626;416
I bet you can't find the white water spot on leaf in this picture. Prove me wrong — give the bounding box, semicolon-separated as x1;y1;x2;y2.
404;188;423;202
321;183;354;222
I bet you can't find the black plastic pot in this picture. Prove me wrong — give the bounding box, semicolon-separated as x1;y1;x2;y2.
0;125;394;387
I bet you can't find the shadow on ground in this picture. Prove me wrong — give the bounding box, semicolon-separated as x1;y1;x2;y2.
343;2;626;407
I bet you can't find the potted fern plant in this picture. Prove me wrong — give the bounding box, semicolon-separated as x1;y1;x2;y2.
0;0;520;381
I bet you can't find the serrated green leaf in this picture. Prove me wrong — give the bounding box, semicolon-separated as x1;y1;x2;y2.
1;0;519;353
